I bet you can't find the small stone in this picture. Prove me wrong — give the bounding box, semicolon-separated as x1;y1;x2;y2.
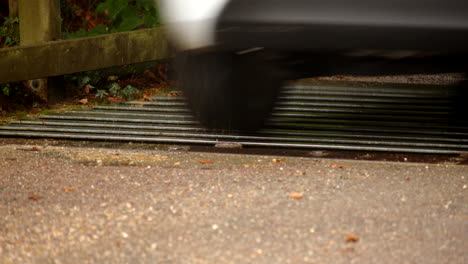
212;224;219;230
121;232;128;238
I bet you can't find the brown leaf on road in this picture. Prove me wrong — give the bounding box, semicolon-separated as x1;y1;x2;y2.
64;187;78;193
289;192;303;200
331;229;360;243
28;195;41;201
449;215;468;220
272;158;285;163
331;164;352;169
199;160;214;164
79;98;88;105
346;235;359;243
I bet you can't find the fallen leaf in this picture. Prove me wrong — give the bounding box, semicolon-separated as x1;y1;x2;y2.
331;164;352;169
144;70;157;80
346;235;359;243
107;97;124;102
79;98;88;104
64;187;78;193
199;160;214;164
405;176;411;181
449;215;468;220
173;162;181;165
289;192;303;200
331;229;360;243
178;187;190;195
295;170;306;176
140;94;154;102
116;241;125;247
272;158;285;163
28;195;41;201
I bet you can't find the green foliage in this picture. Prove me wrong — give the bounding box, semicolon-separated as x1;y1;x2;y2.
69;70;103;88
105;82;141;100
108;82;121;96
2;84;10;96
0;17;20;47
121;85;141;99
67;0;160;39
96;89;107;100
66;70;142;101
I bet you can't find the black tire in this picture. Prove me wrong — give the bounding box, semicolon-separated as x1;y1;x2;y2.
177;51;283;131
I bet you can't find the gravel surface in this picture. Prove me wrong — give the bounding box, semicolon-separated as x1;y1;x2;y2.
0;143;467;264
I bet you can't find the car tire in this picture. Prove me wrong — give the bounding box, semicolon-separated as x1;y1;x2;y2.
177;51;283;131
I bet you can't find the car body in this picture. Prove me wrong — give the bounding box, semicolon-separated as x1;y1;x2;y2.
159;0;468;131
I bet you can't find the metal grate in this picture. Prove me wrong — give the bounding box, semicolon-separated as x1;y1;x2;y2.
1;82;468;154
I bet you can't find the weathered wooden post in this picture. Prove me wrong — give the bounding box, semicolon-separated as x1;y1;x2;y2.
8;0;18;18
18;0;64;104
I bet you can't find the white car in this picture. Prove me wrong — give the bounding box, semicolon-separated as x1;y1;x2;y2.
159;0;468;131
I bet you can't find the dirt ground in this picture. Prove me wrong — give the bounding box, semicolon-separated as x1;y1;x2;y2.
0;140;466;264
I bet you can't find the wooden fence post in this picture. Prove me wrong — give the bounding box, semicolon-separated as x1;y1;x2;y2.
18;0;64;104
8;0;18;18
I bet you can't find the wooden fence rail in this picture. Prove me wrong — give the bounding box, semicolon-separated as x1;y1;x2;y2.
0;27;171;84
1;0;171;102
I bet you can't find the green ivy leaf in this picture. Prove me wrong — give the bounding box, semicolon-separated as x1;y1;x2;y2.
108;83;121;96
112;8;144;32
96;0;128;20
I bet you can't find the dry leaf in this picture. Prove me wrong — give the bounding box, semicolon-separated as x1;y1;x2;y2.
272;158;285;163
116;241;125;247
64;187;77;193
346;235;359;243
28;195;41;201
289;192;303;200
449;215;468;220
331;164;352;169
79;98;88;104
144;70;157;80
140;94;154;102
178;187;190;195
107;97;124;102
199;160;214;164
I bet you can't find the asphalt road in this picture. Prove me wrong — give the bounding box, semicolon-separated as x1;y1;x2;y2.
0;141;467;263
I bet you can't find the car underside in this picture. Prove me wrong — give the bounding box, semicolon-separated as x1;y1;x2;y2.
160;0;468;131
